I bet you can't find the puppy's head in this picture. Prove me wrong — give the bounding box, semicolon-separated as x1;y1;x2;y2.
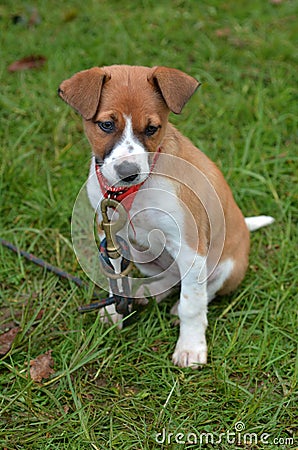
58;65;199;187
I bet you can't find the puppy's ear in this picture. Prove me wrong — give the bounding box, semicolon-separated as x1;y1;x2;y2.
148;67;200;114
58;67;108;120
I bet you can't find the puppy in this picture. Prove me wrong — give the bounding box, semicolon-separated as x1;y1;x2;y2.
59;65;274;368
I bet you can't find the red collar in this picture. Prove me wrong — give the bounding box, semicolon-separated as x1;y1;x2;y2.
95;148;161;211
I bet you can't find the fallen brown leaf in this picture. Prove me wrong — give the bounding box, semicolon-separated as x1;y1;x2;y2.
0;327;20;355
29;350;55;382
36;309;45;321
8;55;46;72
215;28;231;38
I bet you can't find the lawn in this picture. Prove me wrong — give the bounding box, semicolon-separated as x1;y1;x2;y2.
0;0;297;448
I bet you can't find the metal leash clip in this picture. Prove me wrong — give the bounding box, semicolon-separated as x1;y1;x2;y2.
100;198;133;273
97;198;134;320
100;198;128;259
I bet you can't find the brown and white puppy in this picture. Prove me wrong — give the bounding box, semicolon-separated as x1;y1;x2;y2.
59;65;273;368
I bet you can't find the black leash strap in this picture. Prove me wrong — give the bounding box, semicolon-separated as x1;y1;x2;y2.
0;197;135;323
0;238;87;289
0;237;134;319
96;234;134;320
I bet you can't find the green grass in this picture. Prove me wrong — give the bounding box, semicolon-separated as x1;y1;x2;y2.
0;0;297;448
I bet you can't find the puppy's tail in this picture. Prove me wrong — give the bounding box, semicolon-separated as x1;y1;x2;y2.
245;215;275;232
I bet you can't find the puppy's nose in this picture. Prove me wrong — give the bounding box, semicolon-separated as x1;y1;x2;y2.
115;161;140;183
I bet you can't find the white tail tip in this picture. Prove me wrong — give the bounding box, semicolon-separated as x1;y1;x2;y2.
245;215;275;232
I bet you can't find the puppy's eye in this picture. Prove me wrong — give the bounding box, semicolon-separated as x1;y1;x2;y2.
97;121;115;133
145;125;159;137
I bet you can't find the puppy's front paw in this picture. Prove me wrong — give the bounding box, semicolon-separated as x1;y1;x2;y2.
134;285;151;306
100;304;123;329
172;339;207;368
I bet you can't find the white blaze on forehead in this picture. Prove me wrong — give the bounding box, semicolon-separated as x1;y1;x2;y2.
106;115;145;162
122;115;136;149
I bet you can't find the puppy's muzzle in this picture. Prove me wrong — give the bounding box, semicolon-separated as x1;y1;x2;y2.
115;161;141;183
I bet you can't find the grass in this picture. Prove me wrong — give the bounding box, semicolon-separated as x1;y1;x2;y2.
0;0;297;448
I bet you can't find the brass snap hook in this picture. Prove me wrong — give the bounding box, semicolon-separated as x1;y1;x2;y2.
100;198;128;259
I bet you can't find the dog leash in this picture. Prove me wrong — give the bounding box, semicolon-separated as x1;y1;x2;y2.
0;238;89;289
0;236;133;315
1;148;161;321
86;149;161;319
95;197;134;321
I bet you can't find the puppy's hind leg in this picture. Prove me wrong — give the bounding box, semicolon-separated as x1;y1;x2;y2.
134;256;180;304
